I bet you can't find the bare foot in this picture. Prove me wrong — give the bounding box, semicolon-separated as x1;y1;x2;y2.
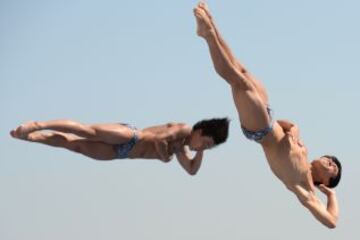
194;3;214;38
198;1;218;30
10;121;40;139
198;1;213;21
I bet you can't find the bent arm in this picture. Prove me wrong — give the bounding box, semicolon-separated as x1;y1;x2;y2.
277;120;299;137
175;148;203;175
297;190;339;228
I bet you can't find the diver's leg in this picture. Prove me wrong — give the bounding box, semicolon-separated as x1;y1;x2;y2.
26;131;117;160
197;2;269;104
11;120;134;145
194;4;270;130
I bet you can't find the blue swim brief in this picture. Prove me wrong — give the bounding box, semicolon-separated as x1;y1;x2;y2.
115;123;139;159
241;106;273;142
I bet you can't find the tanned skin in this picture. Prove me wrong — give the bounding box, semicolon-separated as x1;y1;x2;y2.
194;1;339;228
10;119;216;175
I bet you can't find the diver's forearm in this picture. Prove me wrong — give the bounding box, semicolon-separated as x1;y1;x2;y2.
326;193;339;221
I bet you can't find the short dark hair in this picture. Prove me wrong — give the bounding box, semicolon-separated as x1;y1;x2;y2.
193;118;230;145
324;155;342;188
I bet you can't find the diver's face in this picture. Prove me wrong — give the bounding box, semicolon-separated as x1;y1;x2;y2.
189;130;215;151
312;156;339;185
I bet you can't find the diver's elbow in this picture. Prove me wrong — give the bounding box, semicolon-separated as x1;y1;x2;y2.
188;169;198;176
325;219;337;229
327;223;336;229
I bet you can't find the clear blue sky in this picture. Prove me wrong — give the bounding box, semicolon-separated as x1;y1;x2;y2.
1;0;359;239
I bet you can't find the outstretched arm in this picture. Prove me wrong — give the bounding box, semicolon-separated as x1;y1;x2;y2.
296;185;339;228
175;147;204;175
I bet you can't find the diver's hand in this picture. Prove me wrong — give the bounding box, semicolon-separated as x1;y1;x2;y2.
318;184;336;196
193;150;204;160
